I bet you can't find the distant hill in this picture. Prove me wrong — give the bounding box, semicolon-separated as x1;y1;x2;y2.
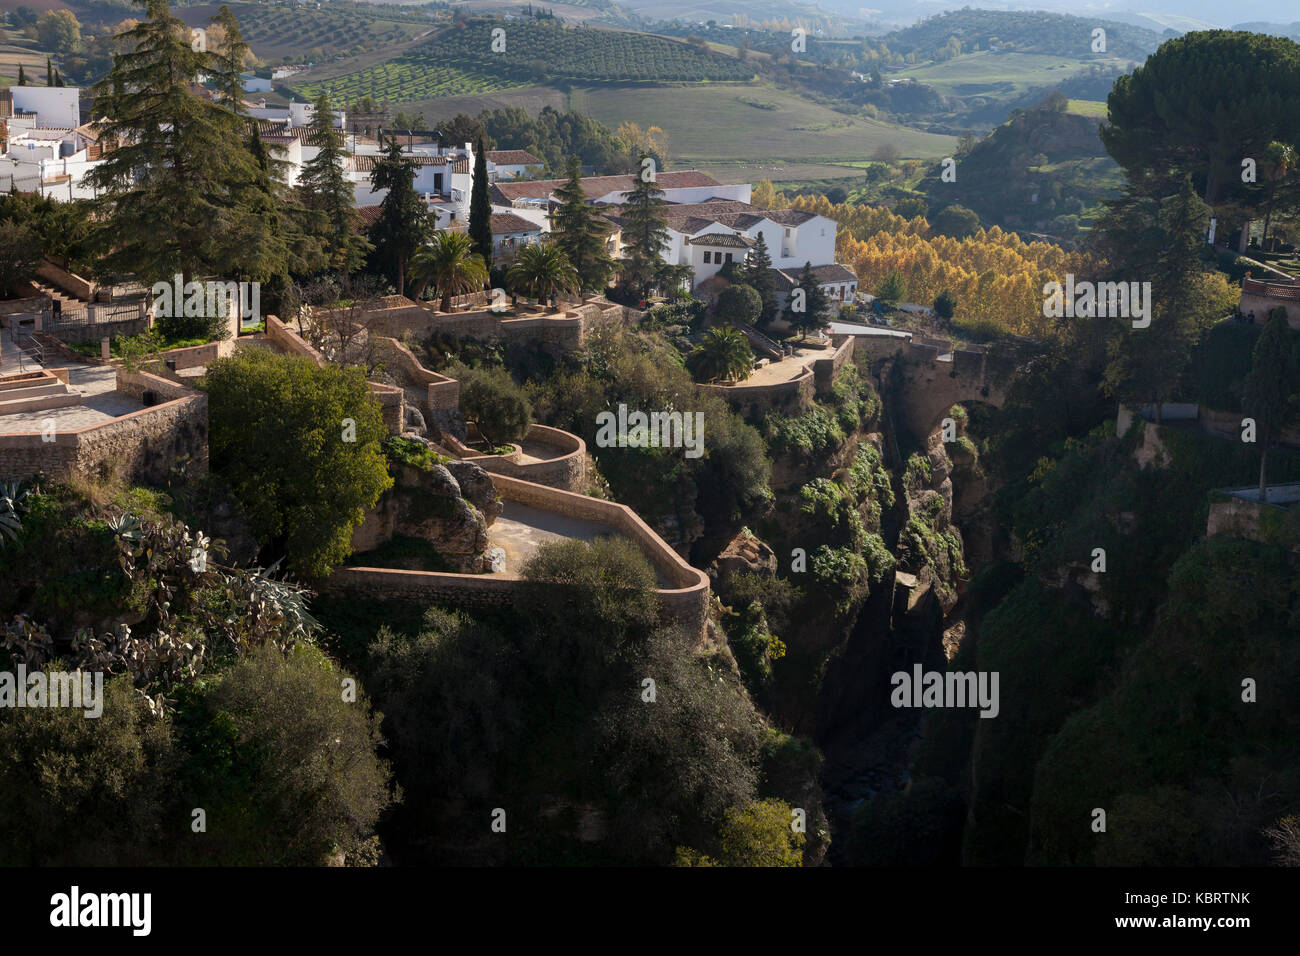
916;94;1122;244
875;9;1163;62
1233;21;1300;41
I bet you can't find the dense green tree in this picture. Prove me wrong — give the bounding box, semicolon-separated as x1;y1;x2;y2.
1101;31;1300;204
617;156;670;301
298;94;370;284
875;269;907;304
743;232;778;324
202;348;392;578
1103;178;1213;420
1260;141;1298;248
1243;308;1299;501
455;363;533;447
408;230;488;310
0;222;42;297
931;203;981;238
714;283;762;326
437;113;490;151
934;288;957;319
0;676;175;866
550;156;614;291
369;138;430;297
787;262;831;336
175;643;391;865
85;0;259;285
468;136;493;272
675;798;804;866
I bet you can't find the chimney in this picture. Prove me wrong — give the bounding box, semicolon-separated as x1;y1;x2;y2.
465;141;472;153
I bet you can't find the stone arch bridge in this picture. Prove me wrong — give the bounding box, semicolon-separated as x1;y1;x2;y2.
833;326;1022;442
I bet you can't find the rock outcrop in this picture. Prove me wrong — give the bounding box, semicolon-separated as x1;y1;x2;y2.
350;460;502;572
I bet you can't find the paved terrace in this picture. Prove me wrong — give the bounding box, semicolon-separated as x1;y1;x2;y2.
0;332;140;434
487;501;673;585
740;345;828;386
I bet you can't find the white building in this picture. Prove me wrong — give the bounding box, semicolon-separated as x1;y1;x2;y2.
491;212;543;256
485;149;544;182
7;86;81;130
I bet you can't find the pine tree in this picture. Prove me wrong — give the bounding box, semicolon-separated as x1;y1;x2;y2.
617;155;670;301
207;5;249;108
469;135;493;272
786;262;829;338
298;93;370;285
1103;178;1212;421
550;156;614;292
744;231;777;323
369;137;430;297
85;0;262;286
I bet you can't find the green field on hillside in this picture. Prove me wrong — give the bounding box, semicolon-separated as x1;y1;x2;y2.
178;2;433;62
0;40;55;88
1067;98;1108;118
291;18;754;103
894;51;1129;98
569;82;957;164
296;61;525;104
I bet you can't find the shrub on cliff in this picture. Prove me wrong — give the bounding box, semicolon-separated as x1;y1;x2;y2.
202;348;392;578
454;362;533;448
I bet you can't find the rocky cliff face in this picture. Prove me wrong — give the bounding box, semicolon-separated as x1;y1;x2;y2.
350;457;502;572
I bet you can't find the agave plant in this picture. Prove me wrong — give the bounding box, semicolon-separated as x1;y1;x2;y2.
0;481;33;547
107;512;144;542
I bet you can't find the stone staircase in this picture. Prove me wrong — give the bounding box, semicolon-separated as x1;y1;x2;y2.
0;369;82;415
28;278;83;315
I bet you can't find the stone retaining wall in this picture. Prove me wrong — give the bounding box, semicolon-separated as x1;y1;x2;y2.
442;424;587;492
698;366;816;417
325;472;710;638
0;369;206;483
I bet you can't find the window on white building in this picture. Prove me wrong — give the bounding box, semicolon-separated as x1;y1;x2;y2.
703;251;711;264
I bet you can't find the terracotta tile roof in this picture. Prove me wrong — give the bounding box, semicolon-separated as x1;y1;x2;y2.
490;212;541;235
354;205;383;229
686;233;755;248
770;264;857;291
491;170;721;204
486;149;542;166
764;208;818;226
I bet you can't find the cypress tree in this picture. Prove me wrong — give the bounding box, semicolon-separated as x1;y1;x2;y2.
550;156;613;292
46;57;52;86
17;65;26;87
744;231;777;324
469;135;493;272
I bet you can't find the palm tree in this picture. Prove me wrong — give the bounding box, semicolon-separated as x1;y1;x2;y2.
506;241;579;309
407;231;489;311
689;327;754;383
